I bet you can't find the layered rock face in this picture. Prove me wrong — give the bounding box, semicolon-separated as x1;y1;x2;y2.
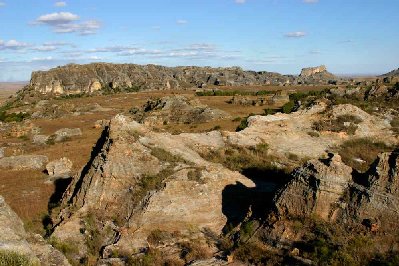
30;63;290;94
274;150;399;229
0;195;70;265
275;153;352;221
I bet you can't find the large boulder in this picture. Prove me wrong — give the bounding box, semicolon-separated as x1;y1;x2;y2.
46;157;73;177
275;153;352;220
0;155;48;170
54;128;82;142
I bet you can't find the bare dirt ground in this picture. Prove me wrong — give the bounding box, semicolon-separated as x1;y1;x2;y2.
0;85;331;233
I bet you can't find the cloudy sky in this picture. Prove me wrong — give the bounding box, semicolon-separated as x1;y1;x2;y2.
0;0;398;81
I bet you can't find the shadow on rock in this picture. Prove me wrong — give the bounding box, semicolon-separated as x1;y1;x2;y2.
222;167;291;232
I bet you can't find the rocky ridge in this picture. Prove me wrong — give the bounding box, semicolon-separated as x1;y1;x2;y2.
47;101;398;263
28;63;340;96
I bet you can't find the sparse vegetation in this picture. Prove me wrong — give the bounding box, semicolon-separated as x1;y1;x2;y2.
49;237;79;259
313;114;363;135
0;250;32;266
338;138;392;172
201;143;273;172
179;241;212;263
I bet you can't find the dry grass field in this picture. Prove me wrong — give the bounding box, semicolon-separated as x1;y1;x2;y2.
0;85;331;233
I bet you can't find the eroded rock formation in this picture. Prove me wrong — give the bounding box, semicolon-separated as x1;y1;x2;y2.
30;63;290;95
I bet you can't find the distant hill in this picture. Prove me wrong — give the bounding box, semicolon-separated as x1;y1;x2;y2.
381;68;399;77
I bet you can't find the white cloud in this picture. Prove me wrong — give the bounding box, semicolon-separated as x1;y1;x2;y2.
176;19;188;25
0;39;29;50
0;2;5;7
36;12;79;24
53;20;100;35
284;31;307;38
303;0;319;3
35;12;100;35
32;45;57;51
235;0;246;4
31;56;54;62
55;1;67;7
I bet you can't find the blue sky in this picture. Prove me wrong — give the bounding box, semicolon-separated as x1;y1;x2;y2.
0;0;398;81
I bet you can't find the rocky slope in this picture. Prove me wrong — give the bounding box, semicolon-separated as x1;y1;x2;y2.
51;114;256;263
47;100;398;264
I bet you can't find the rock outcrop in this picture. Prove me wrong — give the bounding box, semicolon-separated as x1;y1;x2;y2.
298;65;337;83
300;65;328;77
130;95;231;126
274;150;399;230
0;155;48;170
29;63;291;95
46;157;73;177
275;153;353;221
52;115;254;261
0;195;70;265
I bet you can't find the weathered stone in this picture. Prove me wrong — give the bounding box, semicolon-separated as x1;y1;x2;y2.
46;157;73;177
54;128;82;142
32;134;49;145
275;153;352;220
0;155;48;170
0;147;4;159
52;115;255;259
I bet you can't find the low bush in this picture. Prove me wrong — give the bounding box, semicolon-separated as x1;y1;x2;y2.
282;101;295;114
0;111;30;123
179;241;211;263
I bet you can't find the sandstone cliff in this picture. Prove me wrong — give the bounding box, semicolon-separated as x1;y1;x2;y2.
299;65;336;83
29;63;290;95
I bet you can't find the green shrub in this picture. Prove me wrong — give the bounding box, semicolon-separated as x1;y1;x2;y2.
0;250;32;266
0;111;30;123
282;101;295;114
236;117;250;132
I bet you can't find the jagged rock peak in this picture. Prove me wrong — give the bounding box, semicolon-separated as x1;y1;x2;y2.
300;65;328;77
